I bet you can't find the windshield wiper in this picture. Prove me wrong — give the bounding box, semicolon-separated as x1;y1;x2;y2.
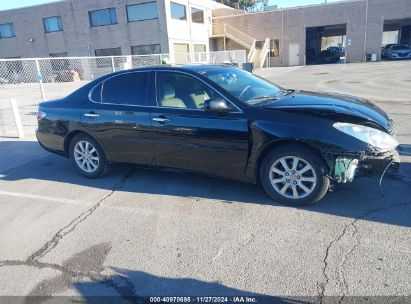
278;89;295;95
247;89;296;105
247;96;279;105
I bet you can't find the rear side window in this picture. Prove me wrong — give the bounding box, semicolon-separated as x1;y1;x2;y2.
90;82;102;103
102;72;148;105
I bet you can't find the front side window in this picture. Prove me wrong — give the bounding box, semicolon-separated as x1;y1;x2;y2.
43;16;63;33
102;72;148;106
131;44;161;55
170;2;186;21
156;72;224;110
201;67;282;105
0;23;15;38
89;8;117;27
127;2;158;22
191;7;204;23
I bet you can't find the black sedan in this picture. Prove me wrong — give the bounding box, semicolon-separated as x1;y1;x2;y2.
317;50;340;64
36;65;399;206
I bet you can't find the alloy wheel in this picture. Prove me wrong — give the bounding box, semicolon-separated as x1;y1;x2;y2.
73;140;100;173
269;156;317;199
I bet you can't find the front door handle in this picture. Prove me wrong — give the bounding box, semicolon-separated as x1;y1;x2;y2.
84;112;99;118
152;117;171;124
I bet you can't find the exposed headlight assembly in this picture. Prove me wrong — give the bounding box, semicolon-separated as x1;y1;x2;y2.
333;122;398;152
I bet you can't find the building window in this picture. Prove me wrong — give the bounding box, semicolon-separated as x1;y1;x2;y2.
194;44;206;52
49;53;70;73
174;43;189;64
50;52;68;57
43;16;63;33
131;44;161;55
95;47;122;68
174;43;189;53
191;7;204;24
170;2;186;21
270;39;279;57
127;2;158;22
0;23;15;39
89;8;117;27
95;47;122;57
6;58;22;75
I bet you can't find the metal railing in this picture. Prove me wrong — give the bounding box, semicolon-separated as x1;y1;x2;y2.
212;22;258;64
0;50;246;138
248;44;258;63
260;38;271;68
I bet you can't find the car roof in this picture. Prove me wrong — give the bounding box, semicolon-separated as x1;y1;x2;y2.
111;64;234;73
68;64;236;97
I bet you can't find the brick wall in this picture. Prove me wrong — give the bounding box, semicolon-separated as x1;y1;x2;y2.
213;0;411;66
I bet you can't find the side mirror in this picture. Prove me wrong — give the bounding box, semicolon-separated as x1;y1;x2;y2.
205;99;230;112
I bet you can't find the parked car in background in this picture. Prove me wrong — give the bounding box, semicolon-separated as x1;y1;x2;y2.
327;46;344;57
381;44;397;59
385;45;411;60
317;50;340;64
36;65;399;206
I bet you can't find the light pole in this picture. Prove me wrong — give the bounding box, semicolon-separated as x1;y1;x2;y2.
363;0;369;61
188;0;194;62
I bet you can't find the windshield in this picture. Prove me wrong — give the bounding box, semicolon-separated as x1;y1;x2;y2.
200;67;283;105
392;45;409;50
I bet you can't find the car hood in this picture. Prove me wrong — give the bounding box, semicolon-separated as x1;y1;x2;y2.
263;91;394;133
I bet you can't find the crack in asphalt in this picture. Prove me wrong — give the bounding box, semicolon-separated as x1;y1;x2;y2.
0;169;138;301
319;200;411;303
319;220;352;302
27;169;134;262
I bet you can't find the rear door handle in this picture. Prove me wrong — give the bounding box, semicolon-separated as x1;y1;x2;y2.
152;117;171;124
84;113;99;118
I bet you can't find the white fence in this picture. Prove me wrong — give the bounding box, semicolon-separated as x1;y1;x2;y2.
0;50;246;138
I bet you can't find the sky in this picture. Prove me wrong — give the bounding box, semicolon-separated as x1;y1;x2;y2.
267;0;342;7
0;0;344;11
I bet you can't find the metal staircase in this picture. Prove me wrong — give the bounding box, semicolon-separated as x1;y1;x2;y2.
212;22;270;68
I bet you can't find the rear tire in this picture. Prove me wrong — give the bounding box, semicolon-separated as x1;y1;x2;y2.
69;133;107;178
260;144;330;206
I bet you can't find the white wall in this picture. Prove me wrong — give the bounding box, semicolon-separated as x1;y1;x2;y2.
382;31;399;46
164;0;230;56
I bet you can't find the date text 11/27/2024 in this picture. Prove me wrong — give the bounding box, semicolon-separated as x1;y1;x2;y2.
149;296;257;303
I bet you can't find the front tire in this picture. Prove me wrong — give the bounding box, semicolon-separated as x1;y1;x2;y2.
69;133;107;178
260;144;330;206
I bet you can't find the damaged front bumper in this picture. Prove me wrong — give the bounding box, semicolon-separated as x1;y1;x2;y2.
358;149;400;176
324;149;400;183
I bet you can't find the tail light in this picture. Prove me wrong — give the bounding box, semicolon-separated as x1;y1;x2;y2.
36;111;46;121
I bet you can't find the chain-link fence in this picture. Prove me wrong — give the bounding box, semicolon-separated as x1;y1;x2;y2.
0;50;246;138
